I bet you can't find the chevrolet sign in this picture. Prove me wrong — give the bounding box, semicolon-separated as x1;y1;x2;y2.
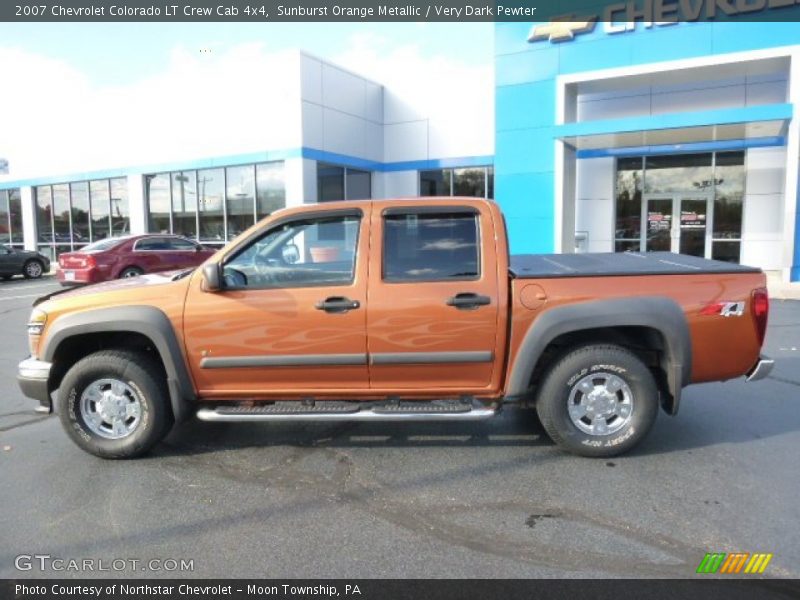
529;0;800;43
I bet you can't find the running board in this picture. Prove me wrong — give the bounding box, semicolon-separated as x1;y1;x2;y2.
196;401;498;423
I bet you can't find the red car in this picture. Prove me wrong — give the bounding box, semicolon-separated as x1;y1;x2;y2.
57;235;216;286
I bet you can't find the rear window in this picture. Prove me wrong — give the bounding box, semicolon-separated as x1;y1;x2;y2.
383;212;480;282
80;238;127;253
135;237;169;251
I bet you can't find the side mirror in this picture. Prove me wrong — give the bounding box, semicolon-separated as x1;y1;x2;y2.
282;243;300;264
202;263;222;292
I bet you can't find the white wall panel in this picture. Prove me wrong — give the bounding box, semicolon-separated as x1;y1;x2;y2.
321;64;366;117
322;108;365;157
384;121;428;163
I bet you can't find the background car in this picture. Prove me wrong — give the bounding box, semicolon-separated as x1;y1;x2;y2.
0;244;50;280
57;235;216;286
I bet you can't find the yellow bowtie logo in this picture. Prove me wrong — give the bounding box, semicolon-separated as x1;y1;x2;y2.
528;19;597;43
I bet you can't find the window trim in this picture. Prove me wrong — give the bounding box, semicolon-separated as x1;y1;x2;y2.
220;208;363;291
380;210;482;284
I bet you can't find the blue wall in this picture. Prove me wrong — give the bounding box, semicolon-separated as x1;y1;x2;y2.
494;21;800;257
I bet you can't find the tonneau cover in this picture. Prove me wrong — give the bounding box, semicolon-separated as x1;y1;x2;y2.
509;251;761;279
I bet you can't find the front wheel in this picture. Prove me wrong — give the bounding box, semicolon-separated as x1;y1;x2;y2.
119;266;144;279
535;344;659;458
58;350;173;459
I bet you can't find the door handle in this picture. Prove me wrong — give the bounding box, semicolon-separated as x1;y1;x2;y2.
315;296;360;313
446;293;491;310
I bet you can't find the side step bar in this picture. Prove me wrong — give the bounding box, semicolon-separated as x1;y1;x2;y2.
196;401;498;423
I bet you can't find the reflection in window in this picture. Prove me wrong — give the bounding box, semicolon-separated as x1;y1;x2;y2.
90;180;110;240
70;182;90;247
383;213;480;282
346;168;371;200
52;184;71;245
8;189;22;244
147;174;171;234
0;190;9;244
110;178;129;237
198;168;225;243
256;162;285;220
644;154;713;193
36;186;53;244
318;164;345;202
226;165;255;239
172;171;197;238
614;157;643;252
420;167;494;198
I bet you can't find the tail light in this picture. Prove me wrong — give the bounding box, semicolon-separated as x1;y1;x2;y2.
751;287;769;346
85;255;96;269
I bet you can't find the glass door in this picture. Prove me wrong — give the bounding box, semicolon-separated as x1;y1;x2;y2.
677;195;711;257
644;197;673;252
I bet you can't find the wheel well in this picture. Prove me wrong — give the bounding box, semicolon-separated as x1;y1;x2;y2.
49;331;167;392
526;326;673;412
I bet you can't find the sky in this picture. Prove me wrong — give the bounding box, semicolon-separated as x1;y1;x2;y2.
0;22;494;179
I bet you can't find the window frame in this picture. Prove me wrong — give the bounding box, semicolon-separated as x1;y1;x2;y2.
380;207;482;284
220;208;363;291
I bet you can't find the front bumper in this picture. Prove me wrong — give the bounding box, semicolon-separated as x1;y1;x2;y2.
746;355;774;382
17;357;53;413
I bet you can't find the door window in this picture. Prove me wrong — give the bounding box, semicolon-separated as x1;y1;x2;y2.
222;213;360;289
382;212;480;282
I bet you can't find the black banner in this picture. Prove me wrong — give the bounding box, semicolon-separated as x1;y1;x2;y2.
3;0;800;22
3;579;800;600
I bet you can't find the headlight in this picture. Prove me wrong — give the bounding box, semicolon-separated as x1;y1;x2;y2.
27;308;47;357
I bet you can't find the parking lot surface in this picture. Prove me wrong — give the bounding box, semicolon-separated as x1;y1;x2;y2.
1;277;798;578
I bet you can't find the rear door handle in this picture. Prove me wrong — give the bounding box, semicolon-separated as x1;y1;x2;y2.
446;293;491;310
315;296;361;313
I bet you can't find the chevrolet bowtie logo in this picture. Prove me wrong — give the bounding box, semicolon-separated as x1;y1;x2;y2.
528;18;597;43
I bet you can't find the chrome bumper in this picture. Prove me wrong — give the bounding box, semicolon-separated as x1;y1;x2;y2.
746;356;774;382
17;357;53;413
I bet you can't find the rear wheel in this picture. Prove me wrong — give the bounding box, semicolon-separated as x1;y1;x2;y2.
535;344;659;457
119;266;144;278
58;350;173;459
23;259;44;279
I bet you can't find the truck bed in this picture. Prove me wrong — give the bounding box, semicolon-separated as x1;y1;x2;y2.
509;251;761;279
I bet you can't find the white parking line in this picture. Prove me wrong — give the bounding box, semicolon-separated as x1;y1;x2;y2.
0;293;46;301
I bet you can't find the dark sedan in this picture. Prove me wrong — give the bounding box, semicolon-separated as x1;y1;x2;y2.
0;245;50;280
57;234;216;285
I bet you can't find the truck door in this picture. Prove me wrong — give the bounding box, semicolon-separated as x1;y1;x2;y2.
366;203;500;392
183;206;370;397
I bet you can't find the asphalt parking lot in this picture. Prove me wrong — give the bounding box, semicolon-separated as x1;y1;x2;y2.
0;276;798;579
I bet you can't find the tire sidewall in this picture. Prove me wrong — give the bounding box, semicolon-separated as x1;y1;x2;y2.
58;356;164;458
539;347;658;457
24;260;43;279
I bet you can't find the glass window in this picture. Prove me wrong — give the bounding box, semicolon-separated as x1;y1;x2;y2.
223;214;360;289
713;151;744;240
135;237;170;251
487;167;494;200
226;165;256;239
70;181;90;247
81;237;126;253
256;162;285;220
36;186;53;244
172;171;197;239
346;168;371;200
90;179;110;241
420;169;451;196
147;174;171;234
165;237;198;251
318;164;345;202
52;184;71;244
198;168;225;243
0;191;9;244
644;154;713;193
712;241;741;263
615;157;643;251
383;212;480;282
453;168;486;197
111;178;130;236
8;189;22;244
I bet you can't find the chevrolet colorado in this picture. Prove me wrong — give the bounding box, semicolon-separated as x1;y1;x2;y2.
18;198;773;458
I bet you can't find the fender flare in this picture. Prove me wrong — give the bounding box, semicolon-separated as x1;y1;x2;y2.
41;305;195;422
506;296;692;415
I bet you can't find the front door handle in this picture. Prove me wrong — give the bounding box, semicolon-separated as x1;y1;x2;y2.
446;293;491;310
315;296;360;313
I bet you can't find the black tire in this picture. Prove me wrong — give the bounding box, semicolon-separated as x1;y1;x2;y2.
535;344;658;458
23;259;44;279
58;350;173;459
119;266;144;279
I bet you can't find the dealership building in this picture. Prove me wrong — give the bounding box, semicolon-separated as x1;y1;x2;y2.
1;20;799;281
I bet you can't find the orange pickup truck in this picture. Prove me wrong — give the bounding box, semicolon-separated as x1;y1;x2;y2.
18;197;773;459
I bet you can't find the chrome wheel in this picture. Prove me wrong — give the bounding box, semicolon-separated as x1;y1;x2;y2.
25;261;42;278
567;372;633;436
79;378;143;439
121;268;142;278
